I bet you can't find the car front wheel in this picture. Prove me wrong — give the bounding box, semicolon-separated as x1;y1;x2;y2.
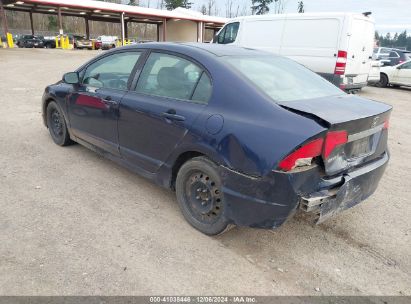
46;101;73;146
176;157;231;235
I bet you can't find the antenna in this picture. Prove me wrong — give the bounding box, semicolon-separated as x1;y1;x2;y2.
363;12;372;17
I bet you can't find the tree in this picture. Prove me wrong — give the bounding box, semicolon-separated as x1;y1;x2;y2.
47;16;57;31
200;4;207;15
298;1;304;13
251;0;273;15
128;0;139;5
164;0;192;10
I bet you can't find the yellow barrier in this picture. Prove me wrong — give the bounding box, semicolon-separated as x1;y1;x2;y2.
0;36;2;48
55;37;60;48
65;36;69;49
6;33;14;48
60;36;64;49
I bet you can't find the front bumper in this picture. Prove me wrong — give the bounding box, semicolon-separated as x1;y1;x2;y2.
219;152;389;229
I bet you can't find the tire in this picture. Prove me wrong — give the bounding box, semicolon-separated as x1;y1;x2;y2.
46;101;73;146
379;73;389;87
176;156;230;235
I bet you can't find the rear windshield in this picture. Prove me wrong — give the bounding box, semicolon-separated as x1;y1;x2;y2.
225;56;344;103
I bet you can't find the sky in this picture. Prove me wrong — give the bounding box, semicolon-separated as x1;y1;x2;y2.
140;0;411;34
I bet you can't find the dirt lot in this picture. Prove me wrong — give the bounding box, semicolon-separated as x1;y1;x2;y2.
0;48;410;296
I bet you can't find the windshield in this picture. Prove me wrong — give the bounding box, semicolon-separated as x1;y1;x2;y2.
225;55;345;103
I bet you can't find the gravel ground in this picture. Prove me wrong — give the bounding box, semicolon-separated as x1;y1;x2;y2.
0;48;410;296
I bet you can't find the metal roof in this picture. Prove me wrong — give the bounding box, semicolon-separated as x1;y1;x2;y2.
3;0;227;24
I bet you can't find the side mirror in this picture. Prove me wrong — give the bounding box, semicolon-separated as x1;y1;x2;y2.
63;72;79;84
396;65;402;69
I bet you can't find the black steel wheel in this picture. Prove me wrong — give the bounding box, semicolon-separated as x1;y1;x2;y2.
176;157;230;235
379;73;389;87
46;101;73;146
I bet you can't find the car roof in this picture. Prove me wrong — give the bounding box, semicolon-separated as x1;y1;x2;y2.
120;42;272;57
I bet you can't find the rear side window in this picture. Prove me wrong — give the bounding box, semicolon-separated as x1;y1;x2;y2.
192;72;212;104
136;52;211;103
225;55;344;102
217;22;239;44
389;51;399;58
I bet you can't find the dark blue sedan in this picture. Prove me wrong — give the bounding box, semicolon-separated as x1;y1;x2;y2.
42;43;391;235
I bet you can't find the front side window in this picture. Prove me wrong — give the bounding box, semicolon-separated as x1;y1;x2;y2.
389;51;399;58
136;52;211;103
82;51;141;90
225;55;344;103
217;22;239;44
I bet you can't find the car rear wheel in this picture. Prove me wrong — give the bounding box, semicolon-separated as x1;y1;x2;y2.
46;101;73;146
379;73;389;87
176;157;230;235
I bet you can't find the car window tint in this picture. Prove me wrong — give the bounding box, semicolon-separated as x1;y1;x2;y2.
192;72;212;104
135;53;203;101
82;51;141;90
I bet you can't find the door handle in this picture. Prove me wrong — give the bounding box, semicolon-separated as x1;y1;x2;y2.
161;110;185;122
102;96;119;109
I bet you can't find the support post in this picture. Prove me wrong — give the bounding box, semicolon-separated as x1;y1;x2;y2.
197;21;204;43
0;0;10;46
85;16;90;39
57;7;63;35
156;23;160;42
120;12;125;46
124;20;128;40
29;11;34;35
162;18;167;42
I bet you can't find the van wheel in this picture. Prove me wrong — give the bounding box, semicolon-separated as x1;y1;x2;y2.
379;74;388;87
176;157;230;235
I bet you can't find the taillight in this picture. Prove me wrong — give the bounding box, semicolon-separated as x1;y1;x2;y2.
278;138;324;171
383;119;389;130
278;130;349;172
323;131;348;159
334;50;347;75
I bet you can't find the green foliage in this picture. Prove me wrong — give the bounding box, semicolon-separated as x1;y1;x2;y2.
164;0;193;10
377;30;411;50
47;16;57;31
251;0;274;15
128;0;138;5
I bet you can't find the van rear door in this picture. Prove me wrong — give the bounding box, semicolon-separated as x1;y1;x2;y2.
345;17;375;84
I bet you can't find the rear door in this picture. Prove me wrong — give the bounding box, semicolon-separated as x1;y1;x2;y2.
118;51;212;173
345;17;375;82
396;61;411;85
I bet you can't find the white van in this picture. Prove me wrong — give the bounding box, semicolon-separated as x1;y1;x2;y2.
213;12;375;92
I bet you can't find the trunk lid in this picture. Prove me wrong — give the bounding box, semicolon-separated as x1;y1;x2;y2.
279;94;392;176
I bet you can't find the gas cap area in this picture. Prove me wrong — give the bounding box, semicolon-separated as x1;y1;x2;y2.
206;114;224;135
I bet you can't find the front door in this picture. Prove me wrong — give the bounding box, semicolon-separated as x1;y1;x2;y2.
118;51;213;173
67;51;142;155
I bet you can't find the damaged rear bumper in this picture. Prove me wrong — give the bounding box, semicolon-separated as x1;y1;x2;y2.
301;152;389;223
219;152;389;229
